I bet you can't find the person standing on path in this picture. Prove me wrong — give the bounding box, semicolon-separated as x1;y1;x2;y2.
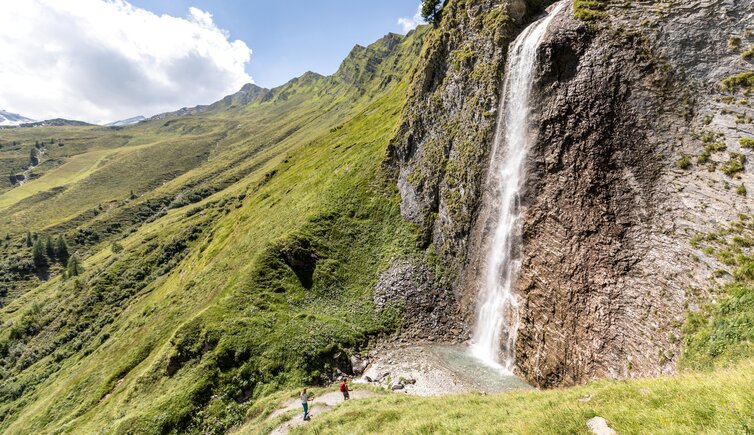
300;388;313;420
339;378;351;400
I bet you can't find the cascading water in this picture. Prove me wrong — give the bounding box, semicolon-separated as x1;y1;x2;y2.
470;2;565;373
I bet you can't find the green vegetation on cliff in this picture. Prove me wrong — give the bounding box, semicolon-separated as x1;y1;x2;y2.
573;0;606;23
682;216;754;371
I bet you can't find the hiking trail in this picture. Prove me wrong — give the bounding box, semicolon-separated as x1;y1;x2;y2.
266;390;378;435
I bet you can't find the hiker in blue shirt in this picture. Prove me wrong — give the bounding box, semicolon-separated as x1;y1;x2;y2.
300;388;313;421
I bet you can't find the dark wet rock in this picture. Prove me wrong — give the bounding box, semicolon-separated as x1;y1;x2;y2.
326;349;353;378
373;260;465;340
350;355;368;376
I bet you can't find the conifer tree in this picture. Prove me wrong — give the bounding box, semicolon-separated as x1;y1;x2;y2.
421;0;442;24
56;236;69;262
26;231;33;247
45;235;55;259
66;255;81;277
30;147;39;166
32;239;47;268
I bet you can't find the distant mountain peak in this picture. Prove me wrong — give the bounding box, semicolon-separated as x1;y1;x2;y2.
0;109;35;127
336;32;405;86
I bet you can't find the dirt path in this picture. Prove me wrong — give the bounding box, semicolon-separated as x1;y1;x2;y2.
268;390;377;435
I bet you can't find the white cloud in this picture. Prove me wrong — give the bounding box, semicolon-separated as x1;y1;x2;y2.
0;0;252;124
398;4;425;33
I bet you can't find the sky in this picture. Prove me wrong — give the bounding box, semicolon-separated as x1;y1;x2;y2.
0;0;424;124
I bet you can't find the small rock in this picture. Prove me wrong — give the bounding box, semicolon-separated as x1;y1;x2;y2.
364;376;373;383
578;394;594;403
586;416;617;435
638;388;651;394
404;378;416;385
391;383;405;390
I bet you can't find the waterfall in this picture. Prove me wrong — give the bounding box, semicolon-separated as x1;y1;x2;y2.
470;2;565;373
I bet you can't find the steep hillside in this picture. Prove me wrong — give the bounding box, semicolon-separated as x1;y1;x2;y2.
0;29;427;433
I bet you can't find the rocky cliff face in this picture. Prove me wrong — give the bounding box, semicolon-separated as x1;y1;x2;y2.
387;0;754;387
382;0;546;338
513;0;754;387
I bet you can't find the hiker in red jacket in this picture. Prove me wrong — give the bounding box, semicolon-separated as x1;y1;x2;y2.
339;378;350;400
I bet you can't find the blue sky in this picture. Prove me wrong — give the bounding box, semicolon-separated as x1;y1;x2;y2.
129;0;423;89
0;1;424;123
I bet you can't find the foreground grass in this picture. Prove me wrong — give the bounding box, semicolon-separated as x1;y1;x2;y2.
295;360;754;434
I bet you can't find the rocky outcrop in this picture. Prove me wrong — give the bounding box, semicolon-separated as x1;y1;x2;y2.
512;0;754;386
387;0;754;387
386;0;534;275
382;0;552;337
373;260;464;340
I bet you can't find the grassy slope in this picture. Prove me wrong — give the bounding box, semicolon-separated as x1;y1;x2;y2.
295;360;754;434
0;30;426;434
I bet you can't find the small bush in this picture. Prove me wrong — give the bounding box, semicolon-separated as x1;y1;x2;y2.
740;137;754;149
721;72;754;94
676;155;692;169
737;183;748;196
697;150;710;164
721;152;746;177
727;36;742;51
574;0;607;23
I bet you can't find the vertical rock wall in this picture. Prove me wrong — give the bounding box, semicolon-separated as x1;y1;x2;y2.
386;0;530;281
385;0;754;387
513;1;754;386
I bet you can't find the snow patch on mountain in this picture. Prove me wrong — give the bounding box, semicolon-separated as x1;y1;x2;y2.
0;109;35;126
106;116;146;127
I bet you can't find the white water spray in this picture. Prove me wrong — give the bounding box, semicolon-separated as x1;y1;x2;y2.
470;2;565;373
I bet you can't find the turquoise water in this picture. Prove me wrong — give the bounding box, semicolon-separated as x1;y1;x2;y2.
427;345;532;393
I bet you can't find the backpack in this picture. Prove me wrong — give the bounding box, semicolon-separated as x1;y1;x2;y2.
339;382;346;392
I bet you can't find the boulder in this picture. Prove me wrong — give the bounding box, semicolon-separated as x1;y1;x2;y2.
350;355;368;376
